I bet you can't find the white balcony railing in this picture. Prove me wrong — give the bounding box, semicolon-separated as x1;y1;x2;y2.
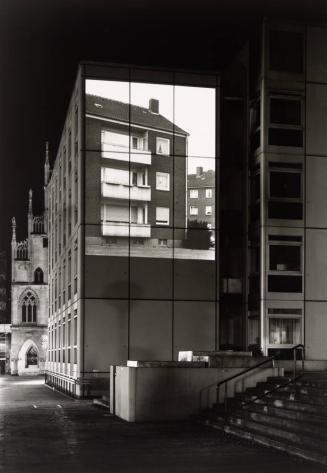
102;144;152;165
101;182;151;201
102;222;151;238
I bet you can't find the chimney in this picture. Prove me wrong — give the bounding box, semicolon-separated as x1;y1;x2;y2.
149;99;159;114
196;166;203;177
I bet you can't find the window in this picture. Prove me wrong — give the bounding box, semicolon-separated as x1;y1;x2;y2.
190;189;198;199
34;267;44;283
156;137;170;155
101;167;130;186
131;135;146;151
190;206;198;216
269;318;301;345
268;235;302;293
270;171;301;200
205;188;212;198
159;239;168;247
268;96;303;147
21;291;37;323
102;130;129;149
205;206;212;216
268;164;303;220
156;207;169;225
156;172;170;191
269;29;304;74
269;245;301;272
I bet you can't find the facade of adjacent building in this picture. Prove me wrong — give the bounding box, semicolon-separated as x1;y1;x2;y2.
187;167;215;228
10;179;48;375
0;251;10;373
45;19;327;398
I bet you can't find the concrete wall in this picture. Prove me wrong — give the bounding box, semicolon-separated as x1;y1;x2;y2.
111;365;280;422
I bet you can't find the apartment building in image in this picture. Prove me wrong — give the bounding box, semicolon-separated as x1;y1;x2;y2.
187;166;215;229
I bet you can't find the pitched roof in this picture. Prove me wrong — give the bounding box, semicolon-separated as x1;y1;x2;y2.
188;169;215;188
86;94;188;136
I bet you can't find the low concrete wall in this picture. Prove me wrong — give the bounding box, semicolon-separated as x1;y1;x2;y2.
111;365;281;422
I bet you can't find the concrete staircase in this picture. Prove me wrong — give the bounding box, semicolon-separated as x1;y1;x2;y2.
200;372;327;465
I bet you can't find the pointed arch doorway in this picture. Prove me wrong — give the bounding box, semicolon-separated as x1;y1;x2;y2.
17;340;40;375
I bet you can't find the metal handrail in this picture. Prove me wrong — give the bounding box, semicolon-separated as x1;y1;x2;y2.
216;344;305;415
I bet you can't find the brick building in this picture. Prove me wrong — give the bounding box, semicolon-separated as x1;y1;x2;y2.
187;166;215;229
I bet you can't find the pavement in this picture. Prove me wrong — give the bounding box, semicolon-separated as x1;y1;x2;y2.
0;375;326;473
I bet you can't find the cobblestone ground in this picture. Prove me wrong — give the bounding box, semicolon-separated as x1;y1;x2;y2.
0;375;326;473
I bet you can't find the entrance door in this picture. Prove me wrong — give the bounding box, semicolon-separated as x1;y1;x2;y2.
25;346;38;368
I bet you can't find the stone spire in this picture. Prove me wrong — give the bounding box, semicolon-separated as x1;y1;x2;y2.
11;217;16;242
28;189;33;235
44;141;50;186
28;189;33;215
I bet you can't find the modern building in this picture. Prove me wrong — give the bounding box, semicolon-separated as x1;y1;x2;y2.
45;18;327;398
220;18;327;359
187;167;215;228
9;172;49;375
45;65;219;397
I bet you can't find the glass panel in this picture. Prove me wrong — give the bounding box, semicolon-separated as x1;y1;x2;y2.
269;318;301;344
270;171;301;199
270;98;301;126
174;86;216;158
269;245;301;271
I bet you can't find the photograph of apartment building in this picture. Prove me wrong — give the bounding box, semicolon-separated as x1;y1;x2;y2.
85;80;216;260
187;167;216;251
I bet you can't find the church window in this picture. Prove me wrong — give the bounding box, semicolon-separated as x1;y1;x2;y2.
21;291;37;323
34;267;44;284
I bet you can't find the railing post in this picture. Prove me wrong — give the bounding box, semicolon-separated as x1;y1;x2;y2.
224;382;228;413
293;347;296;379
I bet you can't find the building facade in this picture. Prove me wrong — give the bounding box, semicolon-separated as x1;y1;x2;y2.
187;166;215;228
86;94;188;249
45;19;327;398
46;66;219;397
10;179;48;375
0;251;10;373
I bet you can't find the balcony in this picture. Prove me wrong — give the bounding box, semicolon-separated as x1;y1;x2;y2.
102;222;151;238
101;182;151;201
102;144;152;165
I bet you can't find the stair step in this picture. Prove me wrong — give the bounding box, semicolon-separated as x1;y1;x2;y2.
231;408;327;438
266;376;292;384
228;415;327;451
244;401;327;424
205;419;327;466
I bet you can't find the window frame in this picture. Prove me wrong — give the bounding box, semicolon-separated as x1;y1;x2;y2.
189;189;198;199
205;188;213;199
155;207;170;226
267;314;302;347
156;172;170;191
190;206;198;216
205;205;212;216
156;137;170;156
267;94;304;149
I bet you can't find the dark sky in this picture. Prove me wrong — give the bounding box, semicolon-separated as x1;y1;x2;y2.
0;0;326;249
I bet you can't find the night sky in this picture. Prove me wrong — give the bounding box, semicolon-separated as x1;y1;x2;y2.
0;0;326;251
